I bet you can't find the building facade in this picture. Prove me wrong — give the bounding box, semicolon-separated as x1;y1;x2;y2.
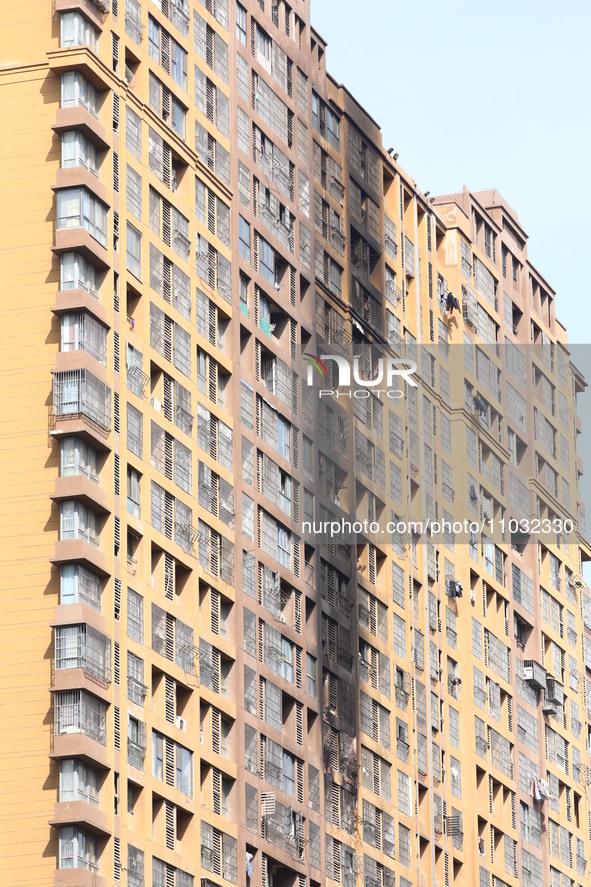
0;2;590;887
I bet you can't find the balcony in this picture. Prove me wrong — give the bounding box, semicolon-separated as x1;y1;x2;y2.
52;290;109;328
51;538;108;577
53;225;109;268
52;107;109;150
54;869;108;887
50;800;110;836
52;690;109;768
52;369;111;439
51;475;110;515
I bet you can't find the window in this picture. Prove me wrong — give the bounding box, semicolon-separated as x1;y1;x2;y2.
59;759;99;806
60;312;107;364
281;636;294;682
61;131;99;175
58;826;99;871
127;588;143;643
127;466;141;518
306;653;317;697
60;500;99;545
326;107;340;149
259;235;275;283
148;16;188;90
60;252;100;296
239;215;251;261
152;730;164;780
236;2;247;43
57;188;108;247
61;72;99;115
126;223;142;278
60;564;101;609
176;744;193;796
60;12;99;51
61;437;98;481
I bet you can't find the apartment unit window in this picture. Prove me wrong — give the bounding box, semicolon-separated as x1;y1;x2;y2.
312;91;340;149
152;731;193;796
149;72;187;139
54;689;107;744
60;437;98;481
60;252;100;296
55;624;110;681
60;500;99;545
126;223;142;278
236;2;247;43
306;653;317;697
239;215;251;262
127;466;141;517
61;131;99;175
60;564;101;609
127;589;144;642
61;72;99;115
58;826;99;871
60;12;99;51
57;188;108;247
60;313;107;365
259;235;275;283
148;16;188;90
59;759;99;805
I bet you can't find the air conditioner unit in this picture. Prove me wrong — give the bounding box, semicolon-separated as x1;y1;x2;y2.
470;590;476;604
176;716;187;732
523;659;546;690
469;485;479;500
151;397;162;411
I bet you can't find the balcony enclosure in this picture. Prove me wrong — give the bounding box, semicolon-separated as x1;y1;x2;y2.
59;564;102;610
61;312;107;365
60;500;100;545
54;689;107;744
53;369;111;431
54;623;111;682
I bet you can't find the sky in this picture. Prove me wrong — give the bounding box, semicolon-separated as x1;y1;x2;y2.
311;0;591;342
312;0;591;558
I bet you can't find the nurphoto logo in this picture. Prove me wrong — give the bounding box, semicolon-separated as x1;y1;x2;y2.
303;353;417;399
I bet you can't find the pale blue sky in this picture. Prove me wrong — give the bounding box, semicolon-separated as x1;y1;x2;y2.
311;0;591;560
311;0;591;341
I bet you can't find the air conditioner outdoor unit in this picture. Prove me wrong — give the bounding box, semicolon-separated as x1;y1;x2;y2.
151;397;162;411
176;716;187;732
469;485;478;500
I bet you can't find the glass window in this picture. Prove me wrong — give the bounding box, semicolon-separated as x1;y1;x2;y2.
171;96;186;139
259;236;275;284
61;131;99;175
127;466;141;518
306;653;317;697
239;215;251;261
60;500;99;544
281;637;294;682
56;188;108;247
60;12;99;52
277;415;290;460
176;745;193;797
61;72;99;115
326;107;340;149
126;223;142;278
61;437;98;480
60;253;100;296
236;2;247;43
152;731;163;780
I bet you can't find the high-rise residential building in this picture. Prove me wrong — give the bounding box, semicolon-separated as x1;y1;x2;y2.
0;2;590;887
